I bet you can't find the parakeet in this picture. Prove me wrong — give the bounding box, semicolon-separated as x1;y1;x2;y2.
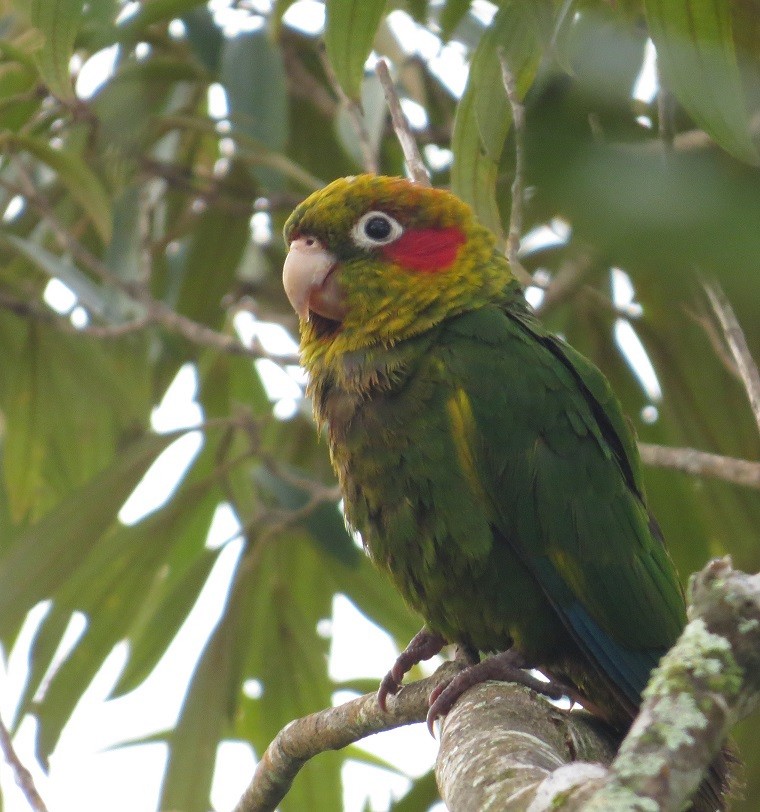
282;174;731;809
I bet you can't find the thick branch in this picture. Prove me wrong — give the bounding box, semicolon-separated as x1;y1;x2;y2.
233;661;464;812
241;559;758;812
436;683;618;810
571;558;757;810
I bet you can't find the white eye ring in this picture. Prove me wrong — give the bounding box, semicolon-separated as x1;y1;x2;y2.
351;210;404;249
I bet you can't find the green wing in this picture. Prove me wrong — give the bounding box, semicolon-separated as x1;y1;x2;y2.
441;303;686;709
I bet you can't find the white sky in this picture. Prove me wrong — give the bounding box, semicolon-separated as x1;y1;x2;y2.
0;2;663;810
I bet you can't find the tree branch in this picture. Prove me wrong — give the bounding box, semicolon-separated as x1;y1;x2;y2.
2;160;300;365
375;59;430;186
319;45;379;175
436;683;618;810
638;442;760;490
0;715;48;812
233;661;464;812
704;282;760;439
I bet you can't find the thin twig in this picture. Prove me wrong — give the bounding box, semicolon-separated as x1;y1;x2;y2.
0;289;151;338
704;281;760;439
0;716;48;812
497;50;531;287
535;253;594;315
375;59;430;186
4;158;300;365
319;45;379;175
233;661;464;812
638;443;760;490
685;304;742;383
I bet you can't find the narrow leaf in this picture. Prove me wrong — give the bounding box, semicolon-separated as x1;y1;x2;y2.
221;30;287;152
8;133;113;242
324;0;387;100
451;1;544;239
0;431;181;639
439;0;471;41
645;0;759;164
0;234;114;319
159;551;252;812
29;0;84;99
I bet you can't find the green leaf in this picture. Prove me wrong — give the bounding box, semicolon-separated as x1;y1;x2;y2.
104;185;142;283
0;431;181;639
439;0;471;41
6;133;113;243
235;534;343;811
451;1;544;239
29;0;84;99
113;545;220;696
221;30;287;153
0;315;153;522
392;770;439;812
324;0;387;100
336;73;386;169
28;473;221;760
116;0;209;40
159;546;254;812
0;234;116;319
645;0;759;165
92;57;204;154
175;166;253;328
10;606;71;731
182;6;224;73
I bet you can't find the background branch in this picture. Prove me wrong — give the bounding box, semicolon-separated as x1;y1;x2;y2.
319;46;379;175
705;282;760;438
0;715;47;812
638;443;760;490
375;59;430;186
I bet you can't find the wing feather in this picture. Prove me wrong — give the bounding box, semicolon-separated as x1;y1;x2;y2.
444;305;686;706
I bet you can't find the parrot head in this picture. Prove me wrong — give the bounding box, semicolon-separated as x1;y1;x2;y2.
282;175;513;358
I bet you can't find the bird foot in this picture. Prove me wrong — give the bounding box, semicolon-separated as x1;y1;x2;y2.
426;649;566;734
377;626;447;711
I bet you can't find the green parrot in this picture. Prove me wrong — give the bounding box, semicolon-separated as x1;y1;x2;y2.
282;174;732;809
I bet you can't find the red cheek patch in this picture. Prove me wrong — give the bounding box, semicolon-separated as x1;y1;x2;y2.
381;227;466;273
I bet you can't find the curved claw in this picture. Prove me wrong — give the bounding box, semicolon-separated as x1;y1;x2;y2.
426;680;453;735
377;670;401;712
376;626;447;712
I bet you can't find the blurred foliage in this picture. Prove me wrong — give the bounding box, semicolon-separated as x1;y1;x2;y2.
0;0;759;809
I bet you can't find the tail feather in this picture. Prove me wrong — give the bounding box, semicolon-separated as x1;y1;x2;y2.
692;741;742;812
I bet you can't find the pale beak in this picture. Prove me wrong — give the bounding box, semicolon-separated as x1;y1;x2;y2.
282;236;346;322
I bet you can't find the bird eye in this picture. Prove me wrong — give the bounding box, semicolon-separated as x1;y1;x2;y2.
351;211;403;249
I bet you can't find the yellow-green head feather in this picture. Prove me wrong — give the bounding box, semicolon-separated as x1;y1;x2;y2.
283;175;514;372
